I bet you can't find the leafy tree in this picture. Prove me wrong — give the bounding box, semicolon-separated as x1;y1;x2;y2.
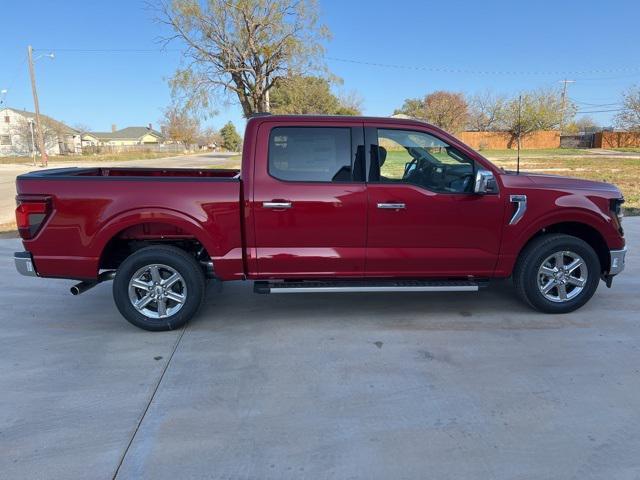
161;103;201;148
220;121;242;151
467;91;507;131
394;91;469;133
159;0;329;117
498;89;574;146
615;86;640;131
270;76;361;115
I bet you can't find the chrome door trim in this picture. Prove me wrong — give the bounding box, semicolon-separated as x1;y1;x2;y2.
377;203;406;210
509;195;527;225
263;201;292;209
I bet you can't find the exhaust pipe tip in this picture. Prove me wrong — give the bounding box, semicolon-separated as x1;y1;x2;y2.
70;271;116;296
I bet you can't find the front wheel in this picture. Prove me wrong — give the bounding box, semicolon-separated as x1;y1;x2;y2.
514;234;601;313
113;245;206;331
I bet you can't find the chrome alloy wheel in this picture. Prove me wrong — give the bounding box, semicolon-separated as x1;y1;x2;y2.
537;251;588;303
128;264;187;318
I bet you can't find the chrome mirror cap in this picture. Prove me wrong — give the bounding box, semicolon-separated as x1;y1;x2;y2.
474;169;495;194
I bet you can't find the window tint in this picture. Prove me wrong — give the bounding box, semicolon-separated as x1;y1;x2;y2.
269;127;353;182
374;129;475;193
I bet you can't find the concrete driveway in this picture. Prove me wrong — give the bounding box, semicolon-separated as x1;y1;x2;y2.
1;219;639;480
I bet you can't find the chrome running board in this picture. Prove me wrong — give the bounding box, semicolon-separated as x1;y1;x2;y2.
254;279;483;294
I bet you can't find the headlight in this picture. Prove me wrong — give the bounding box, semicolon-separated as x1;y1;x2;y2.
610;198;624;234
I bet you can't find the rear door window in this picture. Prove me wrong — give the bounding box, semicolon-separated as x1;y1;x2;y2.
268;127;354;182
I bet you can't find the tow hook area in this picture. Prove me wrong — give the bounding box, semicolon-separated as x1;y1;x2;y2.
70;271;116;295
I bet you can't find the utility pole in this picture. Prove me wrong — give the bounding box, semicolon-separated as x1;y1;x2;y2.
559;79;575;133
27;45;48;167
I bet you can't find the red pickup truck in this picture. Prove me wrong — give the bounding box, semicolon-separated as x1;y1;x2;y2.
14;115;627;331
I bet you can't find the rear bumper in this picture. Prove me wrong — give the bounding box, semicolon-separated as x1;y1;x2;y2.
608;247;627;276
14;251;37;277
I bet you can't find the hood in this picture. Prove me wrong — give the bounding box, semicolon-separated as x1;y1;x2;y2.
515;172;622;196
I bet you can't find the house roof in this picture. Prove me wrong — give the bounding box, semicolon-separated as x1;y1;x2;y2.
88;127;164;141
2;107;78;135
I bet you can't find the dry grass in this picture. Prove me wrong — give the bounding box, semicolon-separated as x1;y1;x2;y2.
0;151;192;165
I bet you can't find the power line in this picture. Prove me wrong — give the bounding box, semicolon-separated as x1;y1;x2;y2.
36;47;640;77
325;56;640;77
576;108;624;114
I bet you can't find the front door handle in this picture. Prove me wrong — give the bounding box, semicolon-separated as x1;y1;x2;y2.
263;201;292;209
377;202;406;210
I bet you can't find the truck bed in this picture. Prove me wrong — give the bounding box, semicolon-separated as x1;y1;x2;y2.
16;167;244;280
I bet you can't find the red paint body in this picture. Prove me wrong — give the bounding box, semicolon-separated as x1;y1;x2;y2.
16;116;625;282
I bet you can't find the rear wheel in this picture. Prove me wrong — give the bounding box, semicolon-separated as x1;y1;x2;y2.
113;245;205;331
514;234;600;313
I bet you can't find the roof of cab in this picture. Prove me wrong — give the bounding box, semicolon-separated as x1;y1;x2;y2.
247;113;434;128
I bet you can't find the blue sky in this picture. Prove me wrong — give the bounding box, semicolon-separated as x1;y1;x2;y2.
1;0;638;133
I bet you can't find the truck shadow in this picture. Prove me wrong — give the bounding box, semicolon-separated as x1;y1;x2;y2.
195;279;594;332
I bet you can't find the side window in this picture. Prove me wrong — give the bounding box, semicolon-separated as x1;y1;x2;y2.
0;135;11;146
268;127;354;182
374;129;476;193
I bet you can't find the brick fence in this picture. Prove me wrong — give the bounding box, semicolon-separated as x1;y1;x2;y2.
457;131;560;150
594;131;640;148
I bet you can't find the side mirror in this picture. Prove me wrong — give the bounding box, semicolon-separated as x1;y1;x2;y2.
474;169;496;194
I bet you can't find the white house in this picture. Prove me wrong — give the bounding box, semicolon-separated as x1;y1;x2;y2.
0;107;81;157
82;125;165;148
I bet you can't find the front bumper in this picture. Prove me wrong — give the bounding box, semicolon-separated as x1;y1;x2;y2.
14;251;37;277
608;247;627;276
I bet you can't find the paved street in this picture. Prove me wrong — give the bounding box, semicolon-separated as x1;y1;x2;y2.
1;219;639;480
0;152;238;227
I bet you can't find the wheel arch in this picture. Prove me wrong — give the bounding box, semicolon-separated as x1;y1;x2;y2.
92;208;217;272
517;221;610;273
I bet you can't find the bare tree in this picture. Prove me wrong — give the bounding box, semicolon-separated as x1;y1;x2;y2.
394;91;469;133
161;103;201;148
10;116;65;155
158;0;329;117
467;91;507;131
564;116;599;134
615;86;640;131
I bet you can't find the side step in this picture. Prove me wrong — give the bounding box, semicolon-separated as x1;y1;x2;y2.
254;279;485;294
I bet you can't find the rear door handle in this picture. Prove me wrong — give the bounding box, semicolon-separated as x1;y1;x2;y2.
377;203;406;210
263;201;292;209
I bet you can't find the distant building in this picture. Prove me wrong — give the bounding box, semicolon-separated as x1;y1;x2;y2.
83;124;165;147
0;107;81;156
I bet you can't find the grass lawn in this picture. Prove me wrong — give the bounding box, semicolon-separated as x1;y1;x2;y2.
478;148;593;157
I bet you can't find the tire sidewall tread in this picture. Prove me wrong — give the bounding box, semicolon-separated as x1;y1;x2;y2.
514;233;600;314
113;245;206;331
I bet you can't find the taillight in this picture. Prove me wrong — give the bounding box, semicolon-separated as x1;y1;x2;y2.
15;195;52;239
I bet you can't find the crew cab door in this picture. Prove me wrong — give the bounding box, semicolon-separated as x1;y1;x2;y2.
365;125;505;277
251;121;367;278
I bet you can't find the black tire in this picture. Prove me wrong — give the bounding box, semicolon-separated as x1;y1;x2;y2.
113;245;206;331
513;233;600;314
